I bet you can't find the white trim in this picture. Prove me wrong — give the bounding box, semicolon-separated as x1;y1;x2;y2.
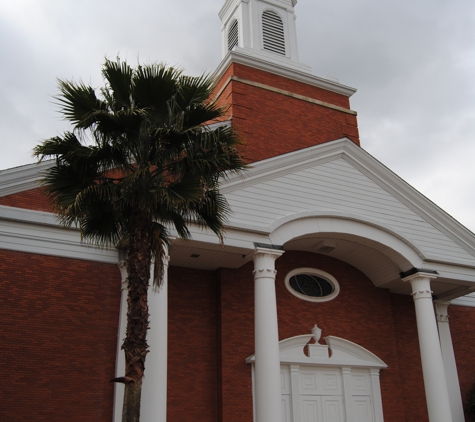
214;76;356;115
0;205;118;264
213;50;355;97
284;267;340;303
247;334;388;369
0;160;53;197
451;292;475;307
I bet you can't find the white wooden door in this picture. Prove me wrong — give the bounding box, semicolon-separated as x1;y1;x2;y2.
279;365;382;422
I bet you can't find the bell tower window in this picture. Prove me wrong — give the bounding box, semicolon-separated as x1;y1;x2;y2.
228;19;239;51
262;10;286;55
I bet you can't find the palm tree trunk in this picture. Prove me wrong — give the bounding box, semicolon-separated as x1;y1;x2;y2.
121;207;153;421
122;381;142;422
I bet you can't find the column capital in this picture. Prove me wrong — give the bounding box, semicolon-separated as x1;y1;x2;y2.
253;243;285;258
400;268;438;283
434;300;450;323
401;270;437;301
252;244;284;279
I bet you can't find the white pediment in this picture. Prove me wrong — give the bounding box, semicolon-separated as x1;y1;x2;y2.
221;138;475;270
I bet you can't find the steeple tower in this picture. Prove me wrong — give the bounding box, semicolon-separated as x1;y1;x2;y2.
214;0;360;164
219;0;310;73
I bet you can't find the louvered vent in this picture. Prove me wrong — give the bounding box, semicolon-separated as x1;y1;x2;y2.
228;19;239;51
262;10;286;55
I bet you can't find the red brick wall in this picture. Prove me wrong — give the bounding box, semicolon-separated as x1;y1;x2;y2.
390;293;428;422
449;305;475;421
0;250;121;422
213;63;360;164
167;266;219;422
0;187;53;212
217;264;255;422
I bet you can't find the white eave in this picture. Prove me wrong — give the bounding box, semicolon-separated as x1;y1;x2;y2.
0;160;53;197
214;50;357;97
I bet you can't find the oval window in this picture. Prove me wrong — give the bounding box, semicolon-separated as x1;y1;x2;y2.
285;268;339;302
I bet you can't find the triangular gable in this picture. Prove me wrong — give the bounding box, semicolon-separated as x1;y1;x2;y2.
221;138;475;267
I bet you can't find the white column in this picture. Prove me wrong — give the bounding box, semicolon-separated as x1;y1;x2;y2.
402;273;453;422
434;301;464;422
113;261;128;422
141;250;170;422
253;246;285;422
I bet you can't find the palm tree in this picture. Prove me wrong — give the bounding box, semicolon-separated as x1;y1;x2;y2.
34;59;245;422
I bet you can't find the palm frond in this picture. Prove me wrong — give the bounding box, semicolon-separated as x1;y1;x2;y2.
134;64;181;114
56;80;107;128
37;58;246;249
102;58;134;110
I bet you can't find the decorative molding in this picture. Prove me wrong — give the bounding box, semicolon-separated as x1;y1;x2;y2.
400;267;438;279
252;246;283;284
247;330;387;369
401;272;438;283
252;268;278;275
411;289;433;300
402;272;437;301
213;50;356;97
214;75;357;115
434;300;450;323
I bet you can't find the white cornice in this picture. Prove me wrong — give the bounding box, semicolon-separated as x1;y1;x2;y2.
213;50;357;97
0;160;53;197
0;205;58;226
219;0;240;20
220;0;296;19
0;205;118;263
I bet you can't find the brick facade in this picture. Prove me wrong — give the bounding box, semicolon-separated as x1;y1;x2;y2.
450;306;475;420
0;187;53;212
213;63;359;164
0;250;121;422
1;238;473;421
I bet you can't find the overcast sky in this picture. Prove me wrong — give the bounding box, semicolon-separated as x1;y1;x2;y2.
1;0;474;233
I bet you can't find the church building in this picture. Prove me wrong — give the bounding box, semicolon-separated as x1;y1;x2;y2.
1;1;475;422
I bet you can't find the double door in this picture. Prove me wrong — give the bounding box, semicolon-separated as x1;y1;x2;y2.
281;366;375;422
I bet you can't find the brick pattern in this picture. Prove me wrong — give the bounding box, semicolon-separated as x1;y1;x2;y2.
213;63;360;164
449;305;475;421
0;250;121;422
167;266;219;422
0;187;53;212
390;293;429;422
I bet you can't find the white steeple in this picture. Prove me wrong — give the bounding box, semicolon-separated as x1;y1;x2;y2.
219;0;311;73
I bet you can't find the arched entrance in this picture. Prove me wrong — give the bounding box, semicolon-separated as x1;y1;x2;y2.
247;326;387;422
